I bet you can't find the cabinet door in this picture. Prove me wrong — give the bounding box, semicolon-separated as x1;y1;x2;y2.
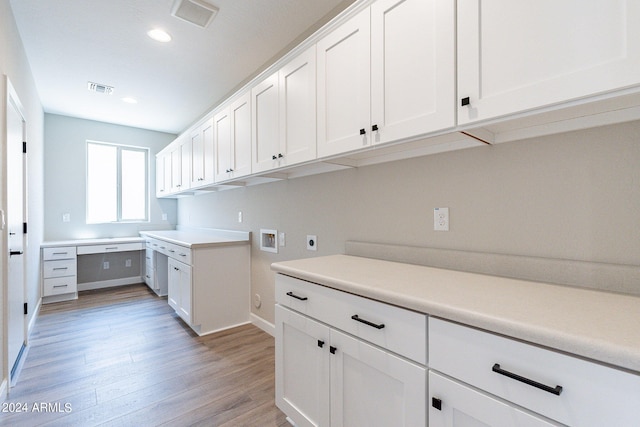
371;0;454;145
169;145;182;193
429;371;558;427
275;305;330;427
330;328;426;427
155;154;168;197
458;0;640;124
279;45;317;166
191;118;215;188
230;93;252;178
317;8;371;158
213;107;232;182
252;72;281;173
168;258;192;324
179;138;191;191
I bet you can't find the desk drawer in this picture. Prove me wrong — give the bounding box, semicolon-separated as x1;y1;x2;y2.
77;242;144;255
276;274;426;364
43;259;77;278
429;318;640;425
145;248;155;268
43;246;76;261
44;276;77;296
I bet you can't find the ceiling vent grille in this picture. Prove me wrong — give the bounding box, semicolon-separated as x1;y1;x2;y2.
171;0;219;28
87;81;114;95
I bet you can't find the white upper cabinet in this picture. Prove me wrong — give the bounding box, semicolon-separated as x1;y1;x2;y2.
252;72;281;173
317;8;371;158
370;0;455;144
169;135;191;193
318;0;455;158
190;117;214;188
279;46;317;167
253;46;318;174
215;93;252;182
155;153;169;197
457;0;640;125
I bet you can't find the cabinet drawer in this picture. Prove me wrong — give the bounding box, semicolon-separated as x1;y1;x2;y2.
429;318;640;426
43;259;77;278
42;246;76;261
164;242;192;265
144;265;155;287
44;276;77;296
276;274;426;364
145;248;155;268
77;242;144;255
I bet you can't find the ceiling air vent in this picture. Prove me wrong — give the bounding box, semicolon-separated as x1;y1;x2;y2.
87;81;114;95
171;0;219;28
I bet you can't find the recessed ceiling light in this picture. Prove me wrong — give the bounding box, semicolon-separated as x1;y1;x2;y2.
122;97;138;104
147;28;172;43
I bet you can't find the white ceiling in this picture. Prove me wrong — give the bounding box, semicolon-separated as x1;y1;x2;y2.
9;0;353;134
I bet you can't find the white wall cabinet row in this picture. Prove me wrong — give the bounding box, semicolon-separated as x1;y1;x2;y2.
158;0;640;197
276;274;640;426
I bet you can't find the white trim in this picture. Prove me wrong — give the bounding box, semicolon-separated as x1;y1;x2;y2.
0;378;7;402
250;313;275;337
26;297;42;344
77;276;143;291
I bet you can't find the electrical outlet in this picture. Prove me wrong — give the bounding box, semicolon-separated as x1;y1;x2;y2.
307;235;317;251
279;232;286;247
103;261;110;269
62;213;70;223
161;213;168;221
434;207;449;231
125;259;132;267
238;211;243;223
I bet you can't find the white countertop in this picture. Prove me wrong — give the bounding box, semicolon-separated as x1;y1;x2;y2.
41;237;145;248
271;254;640;373
140;229;250;248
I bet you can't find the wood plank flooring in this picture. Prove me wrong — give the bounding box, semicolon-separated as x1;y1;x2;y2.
1;284;288;427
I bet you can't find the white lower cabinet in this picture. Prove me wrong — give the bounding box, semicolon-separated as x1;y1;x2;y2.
429;371;558;427
429;318;640;426
168;257;192;324
275;275;427;427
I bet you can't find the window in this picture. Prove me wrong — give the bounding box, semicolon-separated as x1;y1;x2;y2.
86;141;148;223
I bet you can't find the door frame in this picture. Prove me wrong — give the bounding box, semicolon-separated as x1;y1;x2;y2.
2;75;28;393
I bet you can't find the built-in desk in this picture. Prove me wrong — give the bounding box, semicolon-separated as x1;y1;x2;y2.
41;237;146;303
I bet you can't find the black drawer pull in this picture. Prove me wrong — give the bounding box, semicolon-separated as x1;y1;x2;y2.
286;291;308;301
461;97;470;106
492;363;563;396
351;315;385;329
329;346;337;355
317;340;325;348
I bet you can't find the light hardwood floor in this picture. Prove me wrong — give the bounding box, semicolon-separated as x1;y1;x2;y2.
1;284;288;427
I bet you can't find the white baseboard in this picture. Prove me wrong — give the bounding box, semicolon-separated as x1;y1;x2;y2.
78;276;143;292
26;298;42;344
251;313;275;337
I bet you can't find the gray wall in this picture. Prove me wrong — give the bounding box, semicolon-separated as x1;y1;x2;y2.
1;0;46;380
43;113;178;241
177;120;640;325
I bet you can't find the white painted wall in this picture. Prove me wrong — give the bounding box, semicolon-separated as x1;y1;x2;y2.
0;0;45;395
177;120;640;325
43;114;177;241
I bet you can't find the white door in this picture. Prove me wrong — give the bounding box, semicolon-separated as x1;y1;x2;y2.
252;72;280;173
275;305;330;427
317;7;371;157
429;371;559;427
370;0;455;145
457;0;640;124
279;45;317;166
330;328;426;427
6;83;27;382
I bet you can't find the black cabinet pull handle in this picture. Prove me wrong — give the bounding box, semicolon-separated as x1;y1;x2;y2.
286;291;308;301
461;97;470;106
272;155;277;160
351;315;385;329
372;124;379;131
359;128;366;135
317;340;325;348
329;346;337;354
278;153;284;158
431;397;442;411
492;364;563;395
